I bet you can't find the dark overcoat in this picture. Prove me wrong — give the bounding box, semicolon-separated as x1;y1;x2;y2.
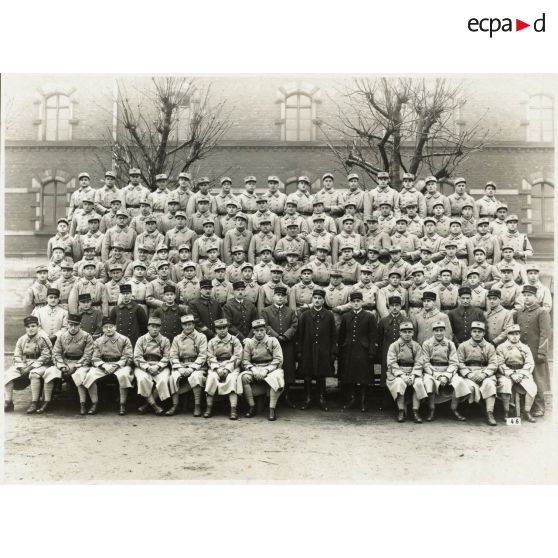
377;312;406;385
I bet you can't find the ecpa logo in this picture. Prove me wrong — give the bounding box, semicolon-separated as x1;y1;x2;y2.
468;13;546;37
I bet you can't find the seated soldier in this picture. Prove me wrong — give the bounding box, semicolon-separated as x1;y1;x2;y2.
496;324;537;423
241;318;285;421
419;321;471;422
205;318;243;420
168;314;208;417
456;321;499;426
72;316;133;415
4;316;52;413
386;321;428;423
134;316;172;416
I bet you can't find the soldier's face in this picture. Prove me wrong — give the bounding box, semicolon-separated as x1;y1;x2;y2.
477;223;489;235
271;271;282;281
47;294;59;306
111;270;123;282
440;272;452;284
134;266;146;277
148;324;161;336
169;203;179;213
176;216;187;228
450;224;461;235
423;299;434;311
330;275;342;286
507;221;518;232
68;322;81;335
360;272;372;284
199;184;210;194
245;182;256;193
527;270;538;283
140;204;151;214
426;181;437;193
396;222;406;233
323;178;334;188
502;250;513;260
523;292;536;306
301;271;312;282
242;269;253;281
402;179;413;189
83;267;95;278
207;251;219;262
378;178;388;187
215;270;225;279
313;203;324;214
130;175;140;185
286;204;296;214
234;287;245;300
501;271;513;282
487;295;500;309
268;181;278;191
425;223;436;235
80;301;92;310
341;249;353;261
455;184;466;194
261;252;272;262
215;325;228;338
198;202;209;213
221;182;231;193
156;180;167;190
122;293;132;304
105;177;115;187
257;202;267;212
110;202;121;213
62;269;73;278
421;251;432;262
433;327;445;341
351;299;363;311
226;206;237;216
400;329;413;342
183;268;196;279
163;292;176;304
391;251;401;262
459;294;471;307
178;249;190;260
103;324;116;336
52;249;65;262
146;221;157;232
468;275;480;287
316;249;327;260
203;224;214;235
116;216;127;226
380;206;391;215
57;222;69;234
26;323;39;336
297;182;308;193
343;222;354;233
312;295;325;308
486;186;496;197
433;206;444;216
79;177;90;187
462;208;473;218
389;303;401;315
82;202;93;213
471;328;484;341
253;327;266;340
407;206;417;217
349;178;359;189
260;222;271;233
445;247;457;258
89;221;100;232
286;255;297;265
287;227;298;237
508;332;521;343
473;252;485;264
37;271;48;282
389;275;400;286
233;252;244;262
158;266;169;278
178;178;190;189
200;287;212;298
496;209;507;220
235;217;247;229
273;293;286;306
413;272;425;285
367;250;378;261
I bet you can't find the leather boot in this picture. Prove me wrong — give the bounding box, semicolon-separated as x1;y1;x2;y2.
426;408;435;422
230;407;238;420
487;411;497;426
268;407;276;421
397;410;406;423
88;403;98;415
4;401;14;413
26;401;38;414
532;409;544;417
193;404;202;417
36;401;50;414
80;403;87;416
203;406;213;418
119;404;127;416
151;403;165;416
503;410;510;421
245;405;256;418
138;403;150;414
524;411;536;423
299;381;312;410
452;409;466;421
165;405;179;416
413;410;423;424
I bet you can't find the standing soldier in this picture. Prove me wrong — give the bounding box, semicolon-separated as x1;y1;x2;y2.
467;219;501;264
48;217;79;262
340;173;366;220
130;198;155;235
412;247;440;285
466;270;488;310
288;264;316;312
224;212;252;264
204;318;242;419
476;181;502;219
214;176;238;216
110;283;148;346
157;191;180;234
335;246;361;286
75;215;104;260
220;198;241;237
338;292;378;412
407;269;431;319
456;321;499;426
174;172;193;211
314;172;343;217
102;244;132;281
366;171;400;217
492;265;524;312
498;214;534;264
349;264;380;314
484;289;514;346
251;195;281;236
101;211;137;262
4;316;52;413
306;215;334;258
524;264;552;313
332;215;365;264
514;285;551;417
265;176;287;216
225;246;249;284
253;246;275;285
364;216;392;256
52;261;78;311
286;176;313;216
466;247;499;289
134;316;172;415
490;204;509;237
423;176;451;217
308;246;332;287
241;318;285;421
152;284;189;341
414;291;453;344
122;168;150;218
234;262;264;314
274;223;309;263
261;266;290;306
398;173;427;218
76;293;104;338
496;324;537;422
386;321;427;423
68;263;108;316
377;270;408;319
72;317;133;415
187;177;218;215
31;287;68;344
431;202;451;238
149;174;170;215
68;171;94;220
23;265;51;314
391;217;421;264
261;286;298;409
325;267;351;329
448;177;478;218
176;261;201;307
237;176;259;215
247;217;275;264
95;170;125;215
223;281;259;342
307;199;336;235
126;260;149;315
419;321;470;421
189;279;224;340
404;202;425;238
297;288;336;411
280;199;309;236
70;196;102;237
134;215;165;259
168;314;208;417
99;198;122;234
495;246;527;285
192;220;223;263
145;261;177;315
104;263;125;311
166;212;196;261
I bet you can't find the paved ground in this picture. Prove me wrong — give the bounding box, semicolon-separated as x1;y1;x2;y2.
3;387;557;483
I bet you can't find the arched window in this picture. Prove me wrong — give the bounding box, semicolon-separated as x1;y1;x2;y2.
44;94;71;141
527;95;554;142
285;93;313;141
531;181;554;233
41;179;68;231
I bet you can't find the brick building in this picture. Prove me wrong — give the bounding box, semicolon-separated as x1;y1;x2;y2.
3;74;556;257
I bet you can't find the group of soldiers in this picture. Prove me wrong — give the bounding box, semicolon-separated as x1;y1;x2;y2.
6;168;552;423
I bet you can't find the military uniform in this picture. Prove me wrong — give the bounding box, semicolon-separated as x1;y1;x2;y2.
484;303;513;346
169;328;208;395
101;224;136;261
68;184;94;220
192;234;223;263
134;331;173;401
386;338;428;401
23;279;51;313
265;190;288;216
274;235;309;263
190;211;220;236
282;262;303;287
68;278;108;316
223;297;259;342
367;186;400;216
261;280;290;307
205;332;243;396
224;227;253;264
307;258;331;286
467;233;501;264
332;232;365;263
189;295;224;339
378;312;407;383
32;304;68;340
467;262;499;289
448;305;486;345
286;191;313;216
240;333;285;392
280;213;310;236
314;188;343;216
496;339;537;402
145;277;177;312
457;337;498;403
176;276;201;306
248;231;277;264
122;183;150;217
398;187;427;218
152;303;189;341
377;285;408;318
211;278;232;305
251;210;281;237
253;261;274;285
48;232;79;261
414;307;452;344
448;192;478;218
476;195;502;219
492;280;524;311
424;192;450;217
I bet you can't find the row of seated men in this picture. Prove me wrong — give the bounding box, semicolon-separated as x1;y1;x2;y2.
7;279;550;424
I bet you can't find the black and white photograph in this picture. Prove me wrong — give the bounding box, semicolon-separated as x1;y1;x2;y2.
2;72;556;483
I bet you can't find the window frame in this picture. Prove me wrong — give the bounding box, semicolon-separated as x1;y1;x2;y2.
39;178;68;232
531;180;554;234
277;84;321;142
526;94;554;143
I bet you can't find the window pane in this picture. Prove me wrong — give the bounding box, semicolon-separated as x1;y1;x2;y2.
285;129;298;141
298;94;311;107
57;95;70;108
285;95;299;108
299;107;312;121
285;107;298;120
298;129;311;141
43;194;55;228
46;96;58;107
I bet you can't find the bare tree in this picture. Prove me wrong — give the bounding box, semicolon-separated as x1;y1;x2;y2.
319;77;491;190
104;77;232;190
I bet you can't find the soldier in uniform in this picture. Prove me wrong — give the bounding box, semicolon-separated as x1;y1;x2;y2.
134;215;165;260
456;321;499;426
126;260;149;315
223;281;259;342
261;286;298;409
146;261;177;315
325;266;351;329
363;247;389;286
122;168;150;218
336;245;361;286
210;263;232;305
467;219;501;264
157;192;180;234
214;176;238;216
377;295;407;390
70;196;102;238
189;198;219;237
101;210;137;262
104;263;125;310
237;176;259;215
280;199;309;236
48;217;79;261
490;204;509;237
68;171;94;220
367;171;400;217
438;241;467;284
32;287;68;344
224;212;252;264
332;215;365;264
386;321;427;423
134;315;172;415
336;201;366;236
391;217;421;264
498;215;534;264
68;263;108;316
448;177;478;218
432;202;451;238
130;198;155;235
377;270;408;319
265;175;287;216
251;195;281;236
404;202;425;238
423;176;450;217
225;245;249;284
23;264;51;313
484;289;514;346
220;200;241;237
241;318;285;421
288;264;316;312
340;173;366;219
95;170;125;215
492;265;524;312
412;247;440;285
282;251;303;288
76;293;103;338
467;247;499;288
247;217;276;264
419;321;470;421
476;181;502;219
167;314;208;416
204;318;243;420
165;211;196;261
407;269;431;319
307;199;337;235
152;284;188;341
261;265;290;307
176;261;201;306
110;283;148;346
72;316;133;415
495;246;527;285
436;268;459;312
234;262;264;314
314;172;343;217
192;219;223;263
148;174;170;214
348;264;379;315
524;263;552;312
187;177;217;215
459;203;477;238
99;198;122;234
4;316;52;413
398;173;427;218
385;247;412;288
76;215;105;261
496;324;537;422
414;291;453;344
189;279;224;339
514;285;552;417
376;202;397;236
47;244;72;283
52;261;77;311
448;287;486;346
286;176;313;216
274;223;309;263
364;216;392;256
253;246;274;285
465;270;488;309
308;246;331;286
306;215;334;258
200;246;227;281
338;292;378;412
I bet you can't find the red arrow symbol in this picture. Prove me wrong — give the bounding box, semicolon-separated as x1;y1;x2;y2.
516;19;530;31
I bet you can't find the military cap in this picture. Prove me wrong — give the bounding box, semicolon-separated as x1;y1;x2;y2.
501;245;514;252
230;245;245;254
214;318;229;328
411;267;425;276
116;210;129;218
109;198;122;205
366;215;379;222
341;215;355;224
156;245;169;252
78;293;92;302
258;245;273;254
23;315;39;326
61;261;74;270
388;270;402;277
312;198;325;206
129;168;141;175
67;314;82;324
461;203;474;210
51;243;66;252
367;246;380;253
140;198;153;206
111;242;125;251
471;321;485;331
57;217;70;225
82;242;96;252
177;244;191;252
182;260;196;270
343;200;357;208
256;195;268;203
454;177;466;185
496;203;508;212
82;261;96;269
271;265;284;273
505;214;519;223
286;222;300;228
432;320;446;330
322;172;334;181
506;324;521;334
379;201;393;207
119;284;132;293
156;261;171;270
148;316;162;326
449;219;462;227
300;264;313;274
422;291;437;301
252;318;266;329
340;245;354;252
402;172;415;180
274;286;288;296
47;288;60;298
200;279;213;289
522;285;537;296
466;269;480;277
389;246;402;253
197;198;210;206
423;217;436;226
35;264;48;273
202;218;215;227
526;263;540;273
316;244;330;253
286;249;299;256
500;264;514;272
235;212;248;221
105;170;116;178
78;172;90;180
167;192;180;204
155;174;168;181
226;200;240;208
197;177;210;185
485;181;497;189
376;171;389;179
405;201;418;207
312;214;325;222
244;176;257;183
477;218;491;227
178;172;191;180
388;296;402;306
109;263;123;272
420;246;433;253
136;244;149;252
206;245;219;253
329;266;343;277
213;262;226;271
487;289;501;298
347;172;360;181
395;216;408;224
359;265;373;274
425;175;437;183
82;196;94;204
444;240;458;248
458;286;472;296
399;321;414;331
286;198;298;206
313;288;326;298
349;291;363;301
432;201;445;209
267;176;280;183
240;262;254;271
220;176;232;185
163;285;176;294
438;268;453;275
298;176;311;184
232;281;246;290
